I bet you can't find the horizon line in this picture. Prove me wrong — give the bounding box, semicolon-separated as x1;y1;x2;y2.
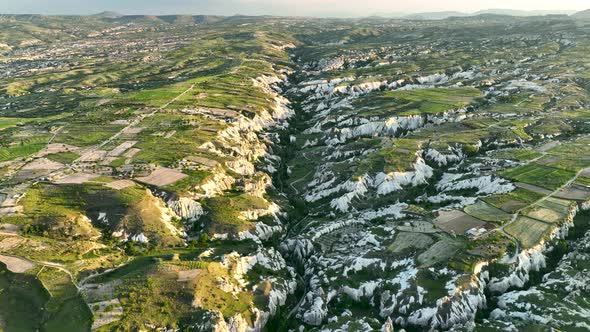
0;8;586;20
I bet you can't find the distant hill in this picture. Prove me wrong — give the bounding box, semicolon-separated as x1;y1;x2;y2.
404;11;468;20
157;15;224;25
93;11;121;18
473;9;576;16
392;8;577;21
101;14;224;25
572;9;590;19
101;15;164;24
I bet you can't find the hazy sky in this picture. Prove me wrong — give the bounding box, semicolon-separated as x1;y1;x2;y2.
1;0;588;17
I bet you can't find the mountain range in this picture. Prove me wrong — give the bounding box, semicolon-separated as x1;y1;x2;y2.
380;8;583;20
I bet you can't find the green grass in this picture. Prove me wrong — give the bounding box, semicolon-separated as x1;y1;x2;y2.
126;86;188;107
170;75;274;113
499;163;576;190
524;206;565;224
388;232;434;254
131;112;225;167
528;119;572;137
104;262;200;331
519;95;550;111
90;254;255;330
0;113;73;131
38;268;92;332
162;169;212;195
415;269;453;302
0;142;46;162
53;124;123;147
464;200;512;224
20;183;181;246
0;265;92;332
537;197;574;216
201;194;270;235
536;140;590;172
461;116;498;129
482;188;545;213
417;237;464;267
0;117;28;131
576;176;590;187
355;144;418;175
19;184;100;240
5;81;34;97
505;217;554;248
413;122;490;152
0;265;49;332
350;86;481;117
44;152;80;164
490;148;542;162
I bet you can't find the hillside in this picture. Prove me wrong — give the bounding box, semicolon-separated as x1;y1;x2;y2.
474;8;576;16
572;9;590;18
404;11;468;20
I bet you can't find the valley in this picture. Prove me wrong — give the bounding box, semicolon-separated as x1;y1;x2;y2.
0;11;590;332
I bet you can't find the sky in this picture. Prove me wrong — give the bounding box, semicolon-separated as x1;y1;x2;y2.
1;0;588;17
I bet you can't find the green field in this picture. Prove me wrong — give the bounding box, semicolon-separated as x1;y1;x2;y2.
489;148;542;162
0;142;46;162
505;217;554;248
464;200;512;224
350;86;481;117
576;176;590;187
0;113;72;131
524;206;564;224
537;197;574;217
388;232;434;254
1;11;589;332
482;188;545;213
499;163;576;190
417;237;464;267
0;117;28;131
53;124;124;147
45;152;80;164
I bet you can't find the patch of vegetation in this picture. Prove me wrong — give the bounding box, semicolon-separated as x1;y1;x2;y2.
464;200;512;224
200;194;270;235
19;183;181;246
0;141;47;162
482;188;545;213
499;163;576;190
45;152;80;164
489;148;542;162
0;264;49;332
505;217;554;248
351;86;481;117
38;268;93;332
417;237;464;267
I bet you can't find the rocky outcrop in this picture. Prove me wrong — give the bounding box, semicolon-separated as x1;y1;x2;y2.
302;288;329;326
425;147;465;166
280;237;315;266
168;197;204;221
375;156;434;195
